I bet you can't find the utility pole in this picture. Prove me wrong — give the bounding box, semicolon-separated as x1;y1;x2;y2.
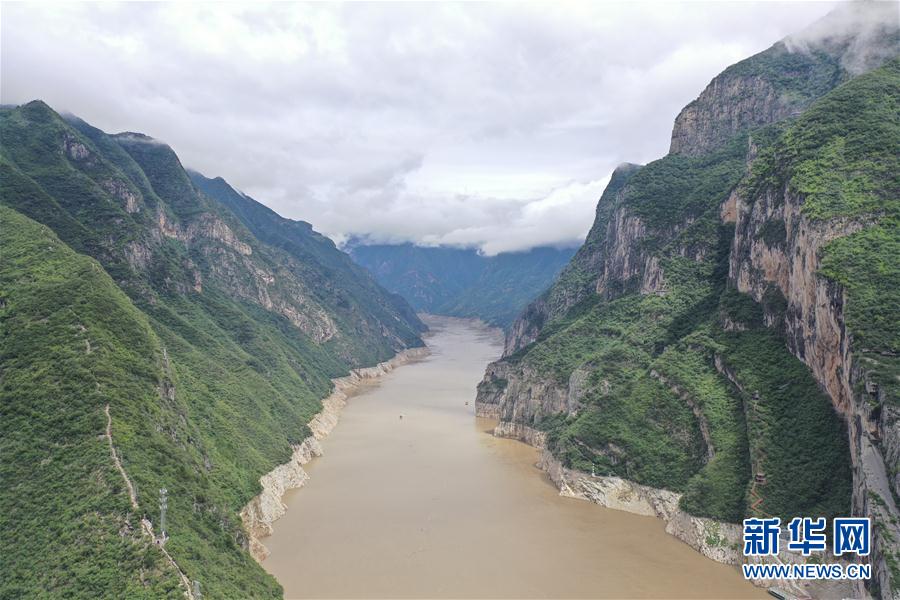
159;488;168;541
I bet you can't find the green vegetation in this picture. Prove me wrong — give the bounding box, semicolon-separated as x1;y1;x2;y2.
1;207;184;598
655;343;750;523
820;221;900;400
189;172;425;360
744;60;900;400
623;135;747;229
515;221;738;497
723;42;842;101
809;62;899;402
1;102;425;598
713;328;851;520
746;59;900;222
505;233;852;523
718;285;764;329
349;243;575;327
548;376;705;490
494;66;869;522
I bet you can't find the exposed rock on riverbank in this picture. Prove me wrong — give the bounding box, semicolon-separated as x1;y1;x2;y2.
241;347;430;561
533;443;863;600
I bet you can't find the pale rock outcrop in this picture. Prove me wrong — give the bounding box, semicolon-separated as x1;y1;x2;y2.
62;133;92;162
184;216;252;256
640;256;666;295
493;422;547;449
594;208;648;298
720;188;740;224
537;449;865;599
476;362;583;427
101;178;142;213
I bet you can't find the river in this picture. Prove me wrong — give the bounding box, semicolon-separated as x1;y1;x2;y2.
262;316;763;598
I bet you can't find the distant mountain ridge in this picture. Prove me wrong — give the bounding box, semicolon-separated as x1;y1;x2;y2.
0;101;423;598
349;242;576;327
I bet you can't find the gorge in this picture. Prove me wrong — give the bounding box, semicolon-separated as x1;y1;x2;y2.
1;2;898;599
260;317;763;599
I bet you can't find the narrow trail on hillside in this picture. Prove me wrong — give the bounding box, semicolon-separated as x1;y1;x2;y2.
104;404;196;600
748;449;773;519
105;404;139;510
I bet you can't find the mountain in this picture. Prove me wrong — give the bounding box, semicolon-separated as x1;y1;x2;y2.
476;5;899;598
350;243;576;327
0;101;424;598
187;171;424;352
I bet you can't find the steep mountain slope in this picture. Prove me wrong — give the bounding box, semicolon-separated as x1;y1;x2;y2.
188;171;425;355
349;243;484;311
350;243;576;327
1;206;187;598
1;102;424;598
478;7;899;598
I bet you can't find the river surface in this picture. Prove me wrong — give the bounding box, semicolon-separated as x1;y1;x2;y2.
263;317;763;599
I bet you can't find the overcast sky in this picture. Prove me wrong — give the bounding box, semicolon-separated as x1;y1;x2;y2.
2;1;840;254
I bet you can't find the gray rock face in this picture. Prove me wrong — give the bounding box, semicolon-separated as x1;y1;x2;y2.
670;2;900;157
475;361;577;426
731;181;900;600
670;71;802;156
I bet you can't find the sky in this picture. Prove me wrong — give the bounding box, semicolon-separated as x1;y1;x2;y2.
1;1;843;254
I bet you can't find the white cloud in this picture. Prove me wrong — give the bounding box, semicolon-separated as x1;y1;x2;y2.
0;1;839;253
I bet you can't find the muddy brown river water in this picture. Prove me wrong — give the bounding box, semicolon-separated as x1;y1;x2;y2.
263;317;763;599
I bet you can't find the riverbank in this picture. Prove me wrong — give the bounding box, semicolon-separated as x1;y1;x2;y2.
489;422;861;599
240;345;430;561
260;318;761;598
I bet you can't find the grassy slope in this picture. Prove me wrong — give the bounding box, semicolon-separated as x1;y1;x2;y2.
0;103;424;597
1;206;184;599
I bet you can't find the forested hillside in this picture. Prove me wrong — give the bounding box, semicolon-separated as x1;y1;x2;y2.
477;6;899;597
0;102;424;598
350;243;575;327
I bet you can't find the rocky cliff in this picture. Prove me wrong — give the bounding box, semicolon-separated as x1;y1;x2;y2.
504;162;642;354
728;60;900;596
478;8;899;597
670;1;899;156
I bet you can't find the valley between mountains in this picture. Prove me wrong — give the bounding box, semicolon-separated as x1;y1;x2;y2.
1;3;898;600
